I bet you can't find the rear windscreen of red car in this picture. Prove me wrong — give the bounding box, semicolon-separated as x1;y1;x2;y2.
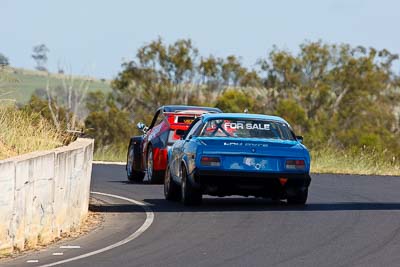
176;116;195;124
167;117;193;144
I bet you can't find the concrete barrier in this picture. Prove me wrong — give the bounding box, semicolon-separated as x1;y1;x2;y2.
0;138;94;255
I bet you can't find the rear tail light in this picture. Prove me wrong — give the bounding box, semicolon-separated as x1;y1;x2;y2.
286;160;305;170
201;156;221;167
279;177;288;186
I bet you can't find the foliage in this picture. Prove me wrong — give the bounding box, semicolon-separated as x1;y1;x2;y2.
84;91;134;149
21;94;73;131
0;107;66;160
215;89;255;113
2;37;398;174
274;99;308;134
260;41;400;153
88;39;399;157
32;44;49;71
0;53;9;67
111;38;262;117
81;38;400;174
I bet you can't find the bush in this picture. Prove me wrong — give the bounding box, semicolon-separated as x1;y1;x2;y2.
215;89;255;113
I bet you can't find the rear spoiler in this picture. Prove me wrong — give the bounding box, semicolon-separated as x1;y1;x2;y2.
164;110;220;114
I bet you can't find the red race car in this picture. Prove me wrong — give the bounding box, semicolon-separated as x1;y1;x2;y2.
126;105;222;183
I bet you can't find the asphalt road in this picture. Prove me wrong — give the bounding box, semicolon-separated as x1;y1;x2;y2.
4;164;400;267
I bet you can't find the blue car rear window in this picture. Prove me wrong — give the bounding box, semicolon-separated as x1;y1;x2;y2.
200;119;295;140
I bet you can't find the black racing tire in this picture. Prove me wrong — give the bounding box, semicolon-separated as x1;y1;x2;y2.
126;143;145;182
164;165;181;201
287;188;308;205
147;145;164;184
181;164;202;206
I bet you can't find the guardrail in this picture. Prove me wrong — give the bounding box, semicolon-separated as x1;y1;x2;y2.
0;138;94;255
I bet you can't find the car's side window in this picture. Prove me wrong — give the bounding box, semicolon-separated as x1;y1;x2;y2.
185;119;203;139
155;113;164;127
192;121;204;137
148;110;161;130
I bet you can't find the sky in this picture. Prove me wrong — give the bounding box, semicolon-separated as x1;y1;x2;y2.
1;0;399;79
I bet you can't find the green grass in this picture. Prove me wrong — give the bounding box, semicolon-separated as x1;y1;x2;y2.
1;67;111;104
0;107;67;160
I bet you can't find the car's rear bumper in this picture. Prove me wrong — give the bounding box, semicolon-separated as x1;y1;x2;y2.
192;170;311;198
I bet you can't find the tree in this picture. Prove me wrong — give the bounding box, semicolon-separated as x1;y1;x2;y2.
22;63;90;132
259;41;400;151
98;37;400;156
32;44;49;71
221;55;247;86
43;70;91;131
275;99;307;134
240;70;262;87
84;91;133;149
136;37;199;85
199;55;222;85
112;38;202;120
0;53;9;67
215;89;255;113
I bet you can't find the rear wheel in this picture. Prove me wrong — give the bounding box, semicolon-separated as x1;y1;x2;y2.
287;188;308;205
164;165;181;201
181;165;202;206
126;143;144;182
147;145;164;184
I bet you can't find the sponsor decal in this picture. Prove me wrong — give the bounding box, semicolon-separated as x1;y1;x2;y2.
224;142;243;146
223;142;268;147
177;116;195;124
243;157;268;169
148;124;162;140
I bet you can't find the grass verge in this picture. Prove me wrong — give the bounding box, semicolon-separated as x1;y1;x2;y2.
0;107;66;160
311;148;400;176
93;144;127;162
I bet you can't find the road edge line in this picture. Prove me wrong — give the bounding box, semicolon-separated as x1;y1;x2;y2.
93;161;126;165
38;191;154;267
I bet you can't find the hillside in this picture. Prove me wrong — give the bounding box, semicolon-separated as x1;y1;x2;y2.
0;67;112;104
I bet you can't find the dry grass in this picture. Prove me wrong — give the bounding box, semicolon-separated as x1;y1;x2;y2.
311;148;400;176
0;107;65;160
93;144;126;162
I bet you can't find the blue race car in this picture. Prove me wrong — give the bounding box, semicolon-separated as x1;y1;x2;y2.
164;113;311;205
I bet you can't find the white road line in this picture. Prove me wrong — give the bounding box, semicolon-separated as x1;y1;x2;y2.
59;245;80;249
52;253;63;256
37;191;154;267
26;260;39;263
92;161;125;165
